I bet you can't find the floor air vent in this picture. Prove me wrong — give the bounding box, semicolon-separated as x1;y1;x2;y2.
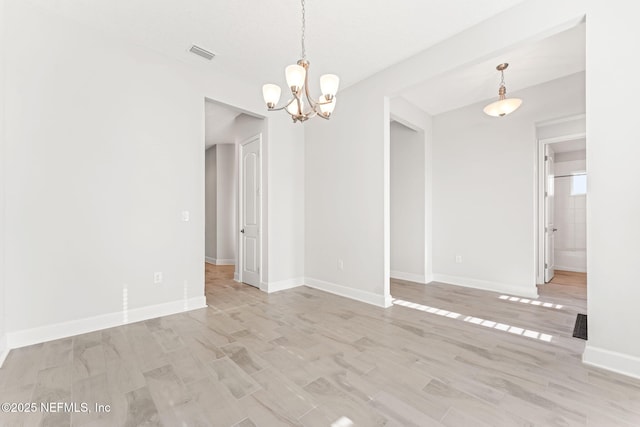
573;313;588;340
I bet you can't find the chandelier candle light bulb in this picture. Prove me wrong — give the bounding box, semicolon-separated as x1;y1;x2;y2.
262;0;339;122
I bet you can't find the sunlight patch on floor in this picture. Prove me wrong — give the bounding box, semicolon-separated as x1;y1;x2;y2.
498;294;563;309
392;298;553;343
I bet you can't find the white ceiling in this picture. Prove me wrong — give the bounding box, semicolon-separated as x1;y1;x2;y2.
25;0;527;90
205;101;240;149
400;23;586;116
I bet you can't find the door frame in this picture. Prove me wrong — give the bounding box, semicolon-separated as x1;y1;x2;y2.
237;133;263;287
536;131;586;284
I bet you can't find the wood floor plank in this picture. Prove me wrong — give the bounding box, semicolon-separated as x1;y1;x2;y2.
1;264;640;426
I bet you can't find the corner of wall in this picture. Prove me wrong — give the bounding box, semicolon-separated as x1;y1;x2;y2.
305;277;391;308
583;344;640;381
432;274;539;299
0;0;7;371
5;296;207;350
0;336;8;368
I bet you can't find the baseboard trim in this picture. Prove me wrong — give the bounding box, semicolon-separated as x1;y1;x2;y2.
390;270;427;284
265;277;305;293
0;335;8;368
555;266;587;273
432;274;539;299
305;277;392;308
205;257;235;266
583;344;640;380
6;296;207;349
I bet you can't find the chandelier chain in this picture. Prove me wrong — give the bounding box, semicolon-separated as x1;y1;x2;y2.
500;69;505;87
301;0;306;59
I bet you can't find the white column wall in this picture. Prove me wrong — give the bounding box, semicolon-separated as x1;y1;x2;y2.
0;0;7;364
583;0;640;379
215;144;236;263
204;146;217;262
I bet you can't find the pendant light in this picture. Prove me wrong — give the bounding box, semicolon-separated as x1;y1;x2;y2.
483;63;522;117
262;0;339;123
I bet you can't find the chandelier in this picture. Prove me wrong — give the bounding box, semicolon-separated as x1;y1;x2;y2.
483;63;522;117
262;0;339;123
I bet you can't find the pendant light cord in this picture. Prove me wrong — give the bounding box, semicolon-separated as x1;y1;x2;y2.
301;0;306;59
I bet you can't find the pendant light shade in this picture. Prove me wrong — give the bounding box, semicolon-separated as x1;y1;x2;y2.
483;97;523;117
483;63;522;117
285;64;306;92
262;84;282;109
320;74;340;98
319;95;336;114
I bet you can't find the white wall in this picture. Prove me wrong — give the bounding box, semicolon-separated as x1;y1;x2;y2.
0;0;304;347
553;156;586;253
3;0;206;340
305;84;391;306
0;0;8;364
390;121;425;282
232;112;305;291
265;115;305;289
205;146;217;261
431;73;585;297
305;0;585;307
583;0;640;378
555;150;586;163
216;144;236;263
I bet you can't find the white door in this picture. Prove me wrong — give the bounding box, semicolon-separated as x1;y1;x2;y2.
239;135;261;288
544;145;556;283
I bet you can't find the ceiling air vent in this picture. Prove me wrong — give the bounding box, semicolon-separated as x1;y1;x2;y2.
189;45;215;60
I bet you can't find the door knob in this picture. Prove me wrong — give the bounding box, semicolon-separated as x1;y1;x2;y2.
553;228;558;232
240;228;245;234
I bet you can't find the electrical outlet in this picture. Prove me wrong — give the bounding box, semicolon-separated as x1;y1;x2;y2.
455;255;463;264
181;210;190;222
154;272;163;284
337;259;344;271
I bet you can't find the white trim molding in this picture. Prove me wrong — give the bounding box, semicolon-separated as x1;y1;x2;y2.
554;265;587;274
205;257;235;266
432;274;539;299
390;270;427;284
6;296;207;349
583;344;640;380
264;277;305;293
305;277;392;308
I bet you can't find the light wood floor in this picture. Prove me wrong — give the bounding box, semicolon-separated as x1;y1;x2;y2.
1;265;639;426
550;270;587;287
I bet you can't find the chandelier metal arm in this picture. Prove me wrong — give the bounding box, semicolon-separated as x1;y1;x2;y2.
266;97;297;112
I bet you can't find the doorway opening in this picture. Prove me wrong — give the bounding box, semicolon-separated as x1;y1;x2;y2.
390;120;426;285
537;116;587;291
204;99;265;292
